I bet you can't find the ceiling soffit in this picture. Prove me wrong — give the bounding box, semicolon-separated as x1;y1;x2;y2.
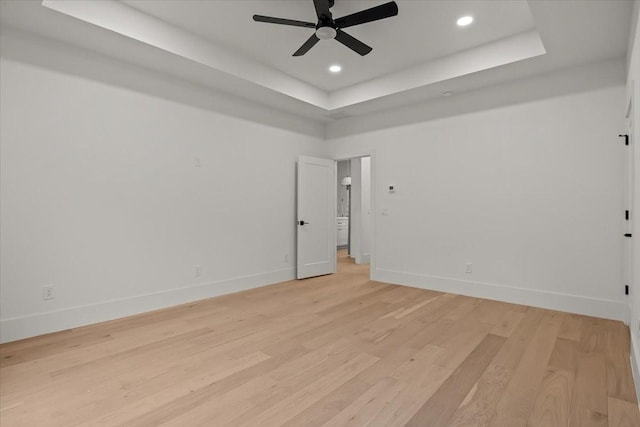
40;0;546;112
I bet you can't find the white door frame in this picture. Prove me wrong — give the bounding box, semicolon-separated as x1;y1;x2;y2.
334;151;376;279
624;91;636;330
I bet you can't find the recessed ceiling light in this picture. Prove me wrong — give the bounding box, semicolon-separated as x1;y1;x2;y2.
329;64;342;73
457;16;474;27
442;91;454;97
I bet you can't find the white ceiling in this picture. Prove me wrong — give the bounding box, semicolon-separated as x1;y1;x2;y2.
122;0;537;92
0;0;634;124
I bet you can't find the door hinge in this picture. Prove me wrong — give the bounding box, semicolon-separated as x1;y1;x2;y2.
625;285;629;295
619;134;629;146
626;210;630;221
625;233;633;238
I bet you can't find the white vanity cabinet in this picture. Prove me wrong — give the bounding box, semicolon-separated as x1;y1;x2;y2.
337;217;349;246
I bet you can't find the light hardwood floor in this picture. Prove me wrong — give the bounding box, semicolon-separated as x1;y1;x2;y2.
1;250;639;426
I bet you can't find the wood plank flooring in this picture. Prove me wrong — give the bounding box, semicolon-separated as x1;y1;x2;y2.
1;250;639;426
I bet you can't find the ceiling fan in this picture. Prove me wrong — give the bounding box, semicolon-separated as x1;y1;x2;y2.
253;0;399;57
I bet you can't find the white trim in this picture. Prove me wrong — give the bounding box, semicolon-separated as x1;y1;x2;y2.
0;268;295;344
373;268;628;321
632;333;640;410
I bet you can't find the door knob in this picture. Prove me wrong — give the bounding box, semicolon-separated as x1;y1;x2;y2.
299;220;309;226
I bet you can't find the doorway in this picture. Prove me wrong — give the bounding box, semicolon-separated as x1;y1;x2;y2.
336;156;372;275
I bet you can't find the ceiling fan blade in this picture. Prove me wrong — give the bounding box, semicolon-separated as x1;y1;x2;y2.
253;15;316;28
293;34;320;56
334;1;398;29
334;29;372;56
313;0;332;19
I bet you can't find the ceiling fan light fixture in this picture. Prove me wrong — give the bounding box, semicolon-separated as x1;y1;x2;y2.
457;15;474;26
316;26;337;40
253;0;399;56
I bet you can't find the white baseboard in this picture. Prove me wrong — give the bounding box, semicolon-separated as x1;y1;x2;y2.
632;333;640;409
2;267;628;344
0;268;295;344
372;268;628;322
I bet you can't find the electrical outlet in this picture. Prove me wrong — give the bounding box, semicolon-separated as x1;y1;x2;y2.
42;285;56;300
194;265;202;278
465;263;473;274
194;157;202;167
284;253;289;263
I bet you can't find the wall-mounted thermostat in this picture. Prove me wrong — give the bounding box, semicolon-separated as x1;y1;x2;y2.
388;185;396;192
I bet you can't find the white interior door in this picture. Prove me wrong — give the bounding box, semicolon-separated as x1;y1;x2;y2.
297;155;336;279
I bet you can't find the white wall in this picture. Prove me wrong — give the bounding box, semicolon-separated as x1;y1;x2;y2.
359;157;371;264
350;158;361;259
0;22;632;344
329;86;627;321
348;157;371;264
0;55;326;343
